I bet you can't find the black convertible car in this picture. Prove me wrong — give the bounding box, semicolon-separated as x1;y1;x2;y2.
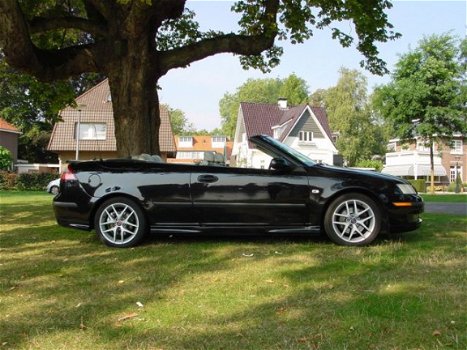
53;135;423;247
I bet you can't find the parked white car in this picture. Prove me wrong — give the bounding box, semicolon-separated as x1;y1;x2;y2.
46;178;60;195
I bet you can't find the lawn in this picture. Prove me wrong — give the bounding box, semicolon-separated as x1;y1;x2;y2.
421;193;467;203
1;191;466;349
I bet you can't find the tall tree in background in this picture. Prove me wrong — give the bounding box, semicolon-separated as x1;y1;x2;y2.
311;68;386;166
219;73;308;137
373;34;466;192
0;0;399;157
165;105;194;136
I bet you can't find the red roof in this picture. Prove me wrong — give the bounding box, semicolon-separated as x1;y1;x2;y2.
0;118;21;133
240;102;333;145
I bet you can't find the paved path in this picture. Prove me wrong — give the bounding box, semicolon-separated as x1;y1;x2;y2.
424;202;467;216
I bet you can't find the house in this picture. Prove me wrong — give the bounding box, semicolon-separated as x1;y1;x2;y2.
0;117;21;165
231;100;338;168
382;135;466;186
48;79;176;171
168;135;233;165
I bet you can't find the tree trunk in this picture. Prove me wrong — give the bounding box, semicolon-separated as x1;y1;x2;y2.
107;36;160;157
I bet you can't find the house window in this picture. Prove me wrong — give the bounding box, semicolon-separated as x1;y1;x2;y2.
76;123;106;140
450;166;462;182
451;140;463;154
416;140;430;152
299;131;313;143
176;151;204;159
179;136;193;148
212;136;226;148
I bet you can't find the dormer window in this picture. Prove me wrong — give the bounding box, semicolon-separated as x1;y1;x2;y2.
299;131;313;143
179;136;193;148
212;136;226;148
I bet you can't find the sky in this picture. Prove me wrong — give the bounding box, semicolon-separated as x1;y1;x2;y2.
158;0;466;131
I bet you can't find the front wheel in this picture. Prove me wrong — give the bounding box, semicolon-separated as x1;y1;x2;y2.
324;193;381;246
94;197;147;248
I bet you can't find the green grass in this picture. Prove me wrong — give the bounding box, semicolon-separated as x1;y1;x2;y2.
421;193;467;203
1;191;466;349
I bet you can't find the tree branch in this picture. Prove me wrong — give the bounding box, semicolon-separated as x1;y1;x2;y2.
157;0;279;76
82;0;114;21
158;33;276;75
29;16;107;36
0;0;104;81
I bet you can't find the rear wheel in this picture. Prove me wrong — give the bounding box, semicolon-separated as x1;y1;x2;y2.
50;186;59;195
94;197;147;248
324;193;381;246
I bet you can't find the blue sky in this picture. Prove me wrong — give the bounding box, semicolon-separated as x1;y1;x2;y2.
158;0;466;131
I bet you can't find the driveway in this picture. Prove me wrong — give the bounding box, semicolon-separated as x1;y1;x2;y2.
424;202;467;216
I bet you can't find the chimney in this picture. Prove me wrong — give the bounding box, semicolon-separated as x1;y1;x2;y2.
277;98;288;109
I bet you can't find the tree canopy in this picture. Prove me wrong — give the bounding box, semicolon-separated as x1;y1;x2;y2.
0;0;400;156
309;68;387;166
373;33;466;190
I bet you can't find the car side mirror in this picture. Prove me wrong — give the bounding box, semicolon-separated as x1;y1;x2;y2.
269;158;292;171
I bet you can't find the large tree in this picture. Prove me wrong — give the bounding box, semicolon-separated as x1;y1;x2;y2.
219;73;309;137
310;68;387;165
373;34;466;191
0;0;399;156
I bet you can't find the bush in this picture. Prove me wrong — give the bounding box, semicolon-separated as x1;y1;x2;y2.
0;172;57;191
354;159;384;172
0;171;18;190
409;179;426;193
447;181;464;193
0;146;12;170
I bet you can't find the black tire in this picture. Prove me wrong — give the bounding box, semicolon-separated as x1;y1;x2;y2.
324;193;381;246
50;186;59;195
94;197;147;248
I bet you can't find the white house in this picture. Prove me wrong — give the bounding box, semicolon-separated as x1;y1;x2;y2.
231;100;338;168
382;136;466;186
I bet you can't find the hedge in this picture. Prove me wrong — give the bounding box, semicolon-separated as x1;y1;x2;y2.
0;172;58;191
408;179;426;193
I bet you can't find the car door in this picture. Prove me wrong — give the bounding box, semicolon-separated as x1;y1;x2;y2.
190;165;310;226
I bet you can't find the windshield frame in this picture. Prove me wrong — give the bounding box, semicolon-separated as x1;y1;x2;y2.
249;135;317;167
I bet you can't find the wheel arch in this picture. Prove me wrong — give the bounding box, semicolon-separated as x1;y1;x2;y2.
88;193;148;230
321;187;389;232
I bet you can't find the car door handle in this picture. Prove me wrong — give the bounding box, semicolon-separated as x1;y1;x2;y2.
197;175;219;183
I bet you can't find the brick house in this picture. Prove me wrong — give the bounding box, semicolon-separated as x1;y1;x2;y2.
168;135;233;165
48;79;176;171
0;117;21;164
232;100;338;168
382;135;466;185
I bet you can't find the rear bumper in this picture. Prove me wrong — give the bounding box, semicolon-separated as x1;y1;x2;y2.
53;190;94;231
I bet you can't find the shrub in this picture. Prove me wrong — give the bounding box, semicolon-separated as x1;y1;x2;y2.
354;159;384;172
0;146;12;170
0;171;17;190
0;172;57;191
409;179;426;193
16;173;58;191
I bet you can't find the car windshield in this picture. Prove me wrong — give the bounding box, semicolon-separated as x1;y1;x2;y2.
257;135;317;166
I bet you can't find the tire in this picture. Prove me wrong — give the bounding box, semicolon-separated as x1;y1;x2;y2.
50;186;59;195
94;197;147;248
324;193;381;246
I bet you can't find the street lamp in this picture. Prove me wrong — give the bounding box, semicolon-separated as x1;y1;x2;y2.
75;104;86;160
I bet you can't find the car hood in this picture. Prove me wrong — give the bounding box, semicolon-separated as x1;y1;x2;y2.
312;163;408;184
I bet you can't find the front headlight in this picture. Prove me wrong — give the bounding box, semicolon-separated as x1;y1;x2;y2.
396;184;417;194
